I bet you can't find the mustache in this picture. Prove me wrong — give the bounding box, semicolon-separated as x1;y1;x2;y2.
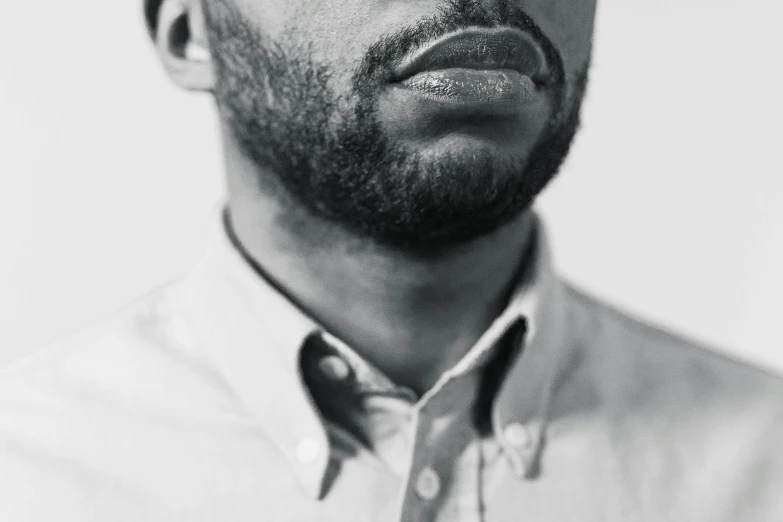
353;0;565;93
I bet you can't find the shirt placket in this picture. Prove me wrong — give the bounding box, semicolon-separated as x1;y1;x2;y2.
394;378;483;522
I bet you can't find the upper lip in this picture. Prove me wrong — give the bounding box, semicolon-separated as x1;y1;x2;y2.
391;27;549;84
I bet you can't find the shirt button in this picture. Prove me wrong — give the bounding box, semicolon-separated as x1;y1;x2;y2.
295;438;320;464
414;467;441;500
504;422;532;449
318;355;351;381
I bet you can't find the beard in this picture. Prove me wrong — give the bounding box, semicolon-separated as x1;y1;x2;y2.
203;0;589;251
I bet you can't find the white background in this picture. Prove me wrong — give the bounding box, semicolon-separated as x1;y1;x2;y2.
0;0;781;372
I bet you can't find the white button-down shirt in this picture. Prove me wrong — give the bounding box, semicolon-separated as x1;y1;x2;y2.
1;203;782;521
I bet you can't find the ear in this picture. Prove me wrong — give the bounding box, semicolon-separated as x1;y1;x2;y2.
148;0;215;92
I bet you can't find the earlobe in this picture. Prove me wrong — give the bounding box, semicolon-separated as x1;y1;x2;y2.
185;41;212;63
154;0;215;92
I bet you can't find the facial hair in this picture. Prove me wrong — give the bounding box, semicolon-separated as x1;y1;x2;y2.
203;0;589;251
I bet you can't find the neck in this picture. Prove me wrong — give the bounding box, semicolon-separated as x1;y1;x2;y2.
223;135;536;395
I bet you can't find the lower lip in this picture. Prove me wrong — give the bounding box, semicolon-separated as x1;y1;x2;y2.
394;68;538;108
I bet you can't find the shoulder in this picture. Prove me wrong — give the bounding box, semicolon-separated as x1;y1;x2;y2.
0;281;249;519
558;278;783;399
0;280;203;397
553;278;783;514
0;277;248;426
0;280;225;386
0;278;229;431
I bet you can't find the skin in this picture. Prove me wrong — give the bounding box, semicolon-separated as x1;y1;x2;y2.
148;0;597;395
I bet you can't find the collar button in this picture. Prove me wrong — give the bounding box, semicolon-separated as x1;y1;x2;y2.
414;466;441;501
318;354;351;381
295;438;321;464
504;422;532;449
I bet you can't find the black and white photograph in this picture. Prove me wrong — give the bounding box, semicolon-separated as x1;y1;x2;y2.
1;0;781;520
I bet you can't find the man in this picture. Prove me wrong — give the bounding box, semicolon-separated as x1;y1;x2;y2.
1;0;781;520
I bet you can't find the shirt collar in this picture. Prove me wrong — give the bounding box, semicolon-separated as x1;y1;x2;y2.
490;214;569;479
183;202;328;499
181;200;568;497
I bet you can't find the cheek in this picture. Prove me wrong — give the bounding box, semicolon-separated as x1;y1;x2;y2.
276;1;382;95
235;0;295;30
516;0;597;72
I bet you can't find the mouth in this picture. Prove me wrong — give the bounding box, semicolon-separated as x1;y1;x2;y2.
388;27;550;105
392;27;549;82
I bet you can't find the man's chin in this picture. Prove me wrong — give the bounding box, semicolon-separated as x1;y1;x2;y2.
403;132;534;167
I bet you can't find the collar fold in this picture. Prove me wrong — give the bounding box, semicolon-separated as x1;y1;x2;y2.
183;203;330;499
491;222;569;478
181;200;568;496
